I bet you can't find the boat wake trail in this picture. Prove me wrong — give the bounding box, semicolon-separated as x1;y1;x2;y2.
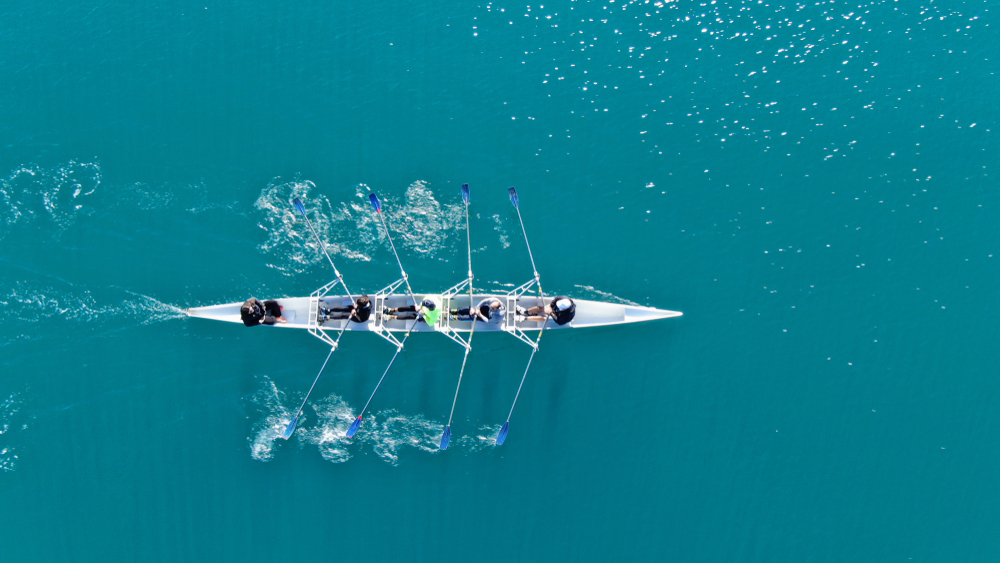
0;282;186;345
247;377;498;465
255;179;476;276
0;159;250;245
0;392;29;473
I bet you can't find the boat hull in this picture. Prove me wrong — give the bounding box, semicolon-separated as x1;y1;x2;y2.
186;294;682;333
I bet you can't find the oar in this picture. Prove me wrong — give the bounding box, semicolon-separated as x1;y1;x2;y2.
461;183;471;279
283;339;340;439
508;187;540;284
346;317;419;438
369;193;418;305
496;326;545;445
282;197;355;440
346;193;421;439
441;184;475;450
441;344;472;450
496;187;547;446
292;198;353;300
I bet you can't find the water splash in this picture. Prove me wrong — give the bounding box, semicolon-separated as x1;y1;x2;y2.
359;410;444;465
0;393;28;473
0;160;101;241
387;181;465;256
247;377;294;462
255;179;469;275
453;424;503;453
299;394;356;464
247;378;498;465
255;178;376;274
491;214;511;249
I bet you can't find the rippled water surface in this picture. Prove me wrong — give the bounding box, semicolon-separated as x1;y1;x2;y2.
1;0;997;561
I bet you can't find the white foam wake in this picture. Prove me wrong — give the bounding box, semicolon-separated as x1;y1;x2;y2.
0;160;101;241
247;377;499;466
255;179;479;276
0;392;28;473
247;378;293;462
491;213;511;249
0;282;186;326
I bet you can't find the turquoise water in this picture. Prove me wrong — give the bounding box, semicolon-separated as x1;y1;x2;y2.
2;0;997;560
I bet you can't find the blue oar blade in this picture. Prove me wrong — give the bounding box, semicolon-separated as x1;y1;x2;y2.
461;183;470;204
496;421;510;445
369;193;382;213
440;426;452;450
346;416;363;438
282;416;298;440
292;198;307;216
508;187;519;208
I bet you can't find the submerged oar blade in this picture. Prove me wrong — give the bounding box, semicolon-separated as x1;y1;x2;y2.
292;198;307;216
508;187;519;208
282;416;298;440
461;183;470;204
496;421;510;446
440;426;452;450
369;193;382;213
346;415;363;438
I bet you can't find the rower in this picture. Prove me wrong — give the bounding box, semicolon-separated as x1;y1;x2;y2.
240;297;287;326
325;294;373;323
452;297;505;325
386;296;442;324
525;295;576;326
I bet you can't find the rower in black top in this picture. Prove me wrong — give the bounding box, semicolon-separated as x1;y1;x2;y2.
240;297;287;326
325;294;373;323
525;295;576;326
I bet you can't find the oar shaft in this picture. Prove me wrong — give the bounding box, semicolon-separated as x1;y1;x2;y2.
291;344;337;422
361;315;418;411
505;343;538;422
465;202;473;281
358;343;402;417
514;207;539;281
444;269;476;429
375;212;418;306
446;346;472;426
440;186;476;450
502;323;545;429
297;202;354;301
347;316;421;437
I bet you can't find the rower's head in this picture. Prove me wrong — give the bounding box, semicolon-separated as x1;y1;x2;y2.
421;298;437;310
241;298;261;315
357;294;370;308
489;299;502;310
554;298;573;311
